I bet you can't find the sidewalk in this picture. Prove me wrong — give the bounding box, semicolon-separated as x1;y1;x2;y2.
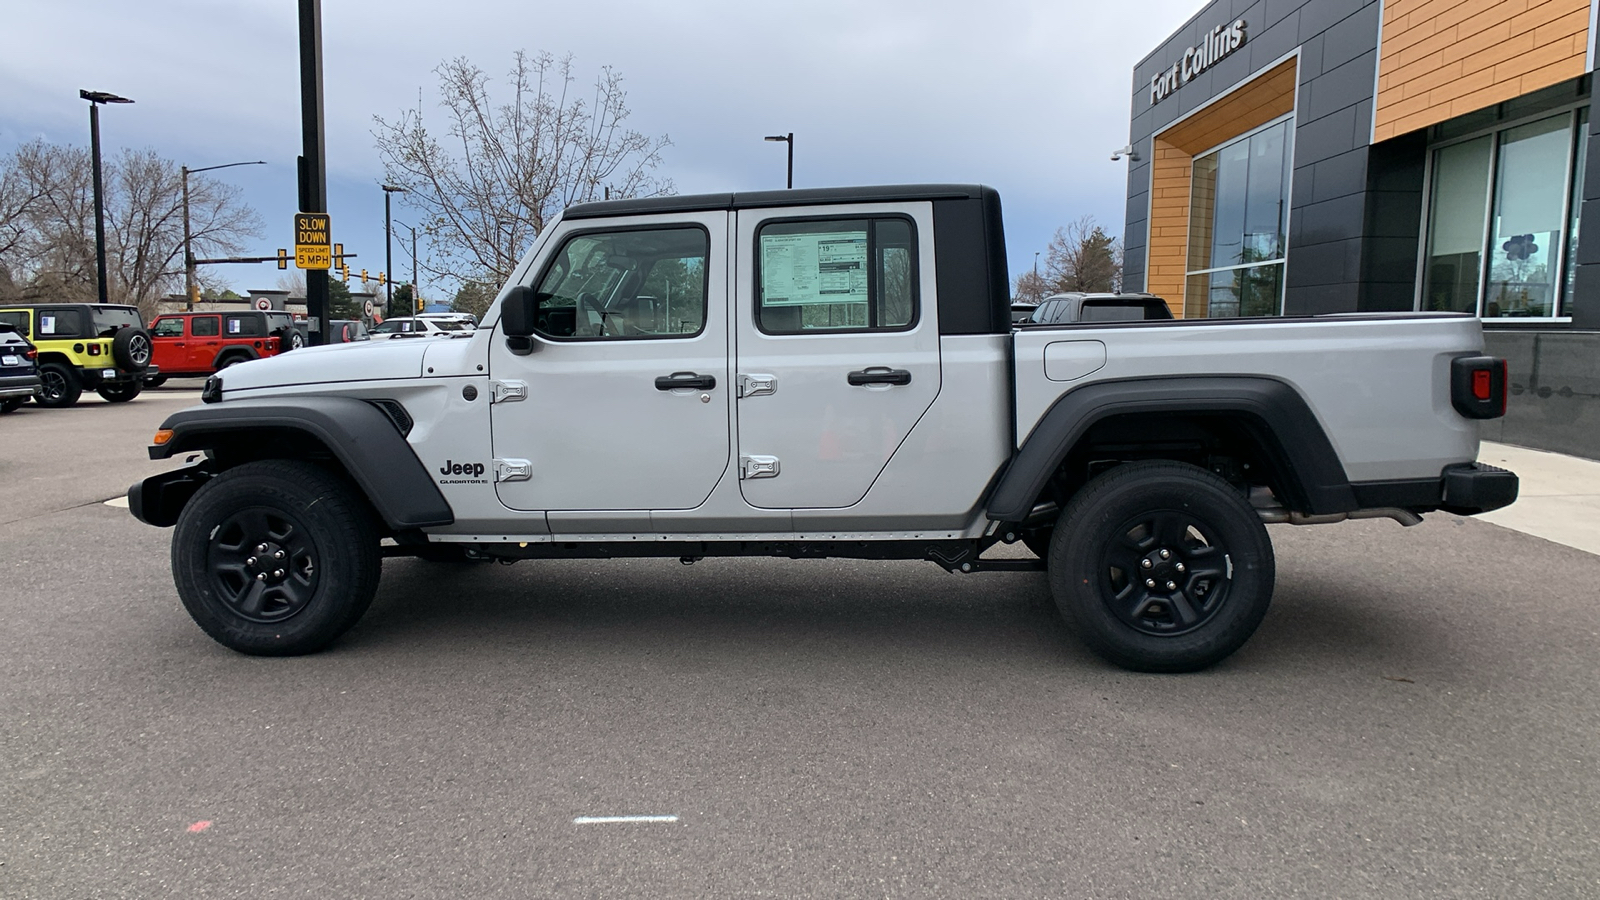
1476;441;1600;557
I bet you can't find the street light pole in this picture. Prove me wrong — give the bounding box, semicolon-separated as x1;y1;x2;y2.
382;184;405;318
80;90;133;304
182;160;266;310
764;132;794;189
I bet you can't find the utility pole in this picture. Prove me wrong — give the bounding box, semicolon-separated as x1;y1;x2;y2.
182;161;265;310
298;0;329;345
397;221;418;307
80;90;133;304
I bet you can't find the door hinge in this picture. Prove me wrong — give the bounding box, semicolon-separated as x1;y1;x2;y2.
737;374;776;398
490;380;527;403
494;458;532;483
740;455;781;479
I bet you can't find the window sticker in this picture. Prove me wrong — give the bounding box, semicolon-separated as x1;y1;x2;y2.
40;315;57;334
760;231;868;307
228;318;242;334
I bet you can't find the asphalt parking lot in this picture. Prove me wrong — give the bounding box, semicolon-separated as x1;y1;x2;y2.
2;389;1598;898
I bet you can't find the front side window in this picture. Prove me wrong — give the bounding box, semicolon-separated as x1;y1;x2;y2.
756;218;916;334
531;227;709;340
152;318;185;337
1184;117;1291;318
1422;108;1587;319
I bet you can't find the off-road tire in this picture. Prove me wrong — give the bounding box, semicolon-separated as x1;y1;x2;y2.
1047;460;1275;673
35;362;82;408
111;326;153;371
144;375;168;388
96;382;142;403
172;460;382;656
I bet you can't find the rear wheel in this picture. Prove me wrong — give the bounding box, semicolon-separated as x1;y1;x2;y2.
96;382;142;403
35;362;82;408
1046;460;1274;672
172;460;382;655
144;375;168;388
1;397;25;413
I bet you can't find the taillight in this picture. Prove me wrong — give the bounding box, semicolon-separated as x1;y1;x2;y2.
1451;356;1507;419
88;343;101;356
24;348;36;360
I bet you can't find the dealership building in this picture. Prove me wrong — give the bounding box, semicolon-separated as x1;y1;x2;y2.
1122;0;1600;458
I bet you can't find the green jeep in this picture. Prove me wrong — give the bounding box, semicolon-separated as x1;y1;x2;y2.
0;302;155;407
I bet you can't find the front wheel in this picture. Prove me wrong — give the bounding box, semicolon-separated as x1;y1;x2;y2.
171;460;382;655
1046;460;1275;673
96;382;142;403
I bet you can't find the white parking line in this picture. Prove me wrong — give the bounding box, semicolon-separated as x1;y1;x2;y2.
103;496;130;508
573;815;679;825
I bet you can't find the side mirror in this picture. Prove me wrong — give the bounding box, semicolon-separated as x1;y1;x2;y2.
500;285;540;356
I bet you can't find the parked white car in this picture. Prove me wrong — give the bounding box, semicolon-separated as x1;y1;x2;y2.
368;317;471;340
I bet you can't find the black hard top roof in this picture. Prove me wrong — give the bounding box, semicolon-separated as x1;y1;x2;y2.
0;300;139;310
563;183;994;220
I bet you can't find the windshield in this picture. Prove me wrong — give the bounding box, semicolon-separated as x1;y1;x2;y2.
91;306;143;337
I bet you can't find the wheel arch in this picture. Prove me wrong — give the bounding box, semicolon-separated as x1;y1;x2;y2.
987;376;1357;523
211;346;259;369
134;396;453;531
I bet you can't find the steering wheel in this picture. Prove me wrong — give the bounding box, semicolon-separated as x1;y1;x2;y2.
575;292;606;336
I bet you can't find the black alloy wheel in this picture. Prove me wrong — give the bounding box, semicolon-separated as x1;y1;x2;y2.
205;507;321;624
1046;460;1275;672
172;459;381;655
35;362;83;408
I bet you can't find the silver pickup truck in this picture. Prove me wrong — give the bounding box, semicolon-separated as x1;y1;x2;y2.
130;184;1517;671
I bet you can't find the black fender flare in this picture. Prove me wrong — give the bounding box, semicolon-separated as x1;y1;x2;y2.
211;346;259;369
140;396;454;530
986;376;1357;522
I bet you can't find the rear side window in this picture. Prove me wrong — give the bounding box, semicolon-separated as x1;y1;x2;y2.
756;218;917;334
0;311;28;336
191;316;220;337
224;315;264;336
152;318;185;337
36;309;84;337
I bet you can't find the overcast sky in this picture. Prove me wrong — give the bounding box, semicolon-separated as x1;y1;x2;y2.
1;0;1205;300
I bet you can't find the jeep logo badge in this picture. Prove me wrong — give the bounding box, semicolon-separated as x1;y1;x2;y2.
439;460;486;478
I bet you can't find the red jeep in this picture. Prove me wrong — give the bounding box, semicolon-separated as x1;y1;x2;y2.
146;310;302;384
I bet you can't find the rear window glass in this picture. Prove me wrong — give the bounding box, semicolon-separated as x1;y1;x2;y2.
225;315;264;336
266;313;293;331
0;311;29;336
432;320;468;331
91;306;143;336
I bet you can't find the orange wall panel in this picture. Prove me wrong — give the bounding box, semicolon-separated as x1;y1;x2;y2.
1375;0;1590;141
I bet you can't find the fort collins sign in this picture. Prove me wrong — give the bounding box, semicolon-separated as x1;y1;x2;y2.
1150;20;1247;105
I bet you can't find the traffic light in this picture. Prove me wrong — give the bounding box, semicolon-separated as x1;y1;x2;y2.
360;268;368;283
378;272;387;287
416;295;424;313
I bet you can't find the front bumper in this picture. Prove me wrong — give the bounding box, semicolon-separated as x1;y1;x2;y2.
0;374;40;400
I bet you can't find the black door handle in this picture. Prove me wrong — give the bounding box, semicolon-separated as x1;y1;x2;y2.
655;371;716;391
847;367;912;386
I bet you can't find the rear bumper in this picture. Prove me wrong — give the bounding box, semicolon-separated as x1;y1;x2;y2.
84;365;156;384
1441;462;1519;515
1350;462;1519;516
0;374;40;399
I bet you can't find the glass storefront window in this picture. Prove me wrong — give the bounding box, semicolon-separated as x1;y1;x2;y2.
1185;117;1292;318
1422;137;1491;313
1422;108;1586;319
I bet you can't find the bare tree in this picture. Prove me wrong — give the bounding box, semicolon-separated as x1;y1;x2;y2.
1042;216;1123;294
374;50;674;291
1012;269;1052;303
0;141;260;317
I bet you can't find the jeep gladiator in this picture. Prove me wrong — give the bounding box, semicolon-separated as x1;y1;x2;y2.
129;184;1518;671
